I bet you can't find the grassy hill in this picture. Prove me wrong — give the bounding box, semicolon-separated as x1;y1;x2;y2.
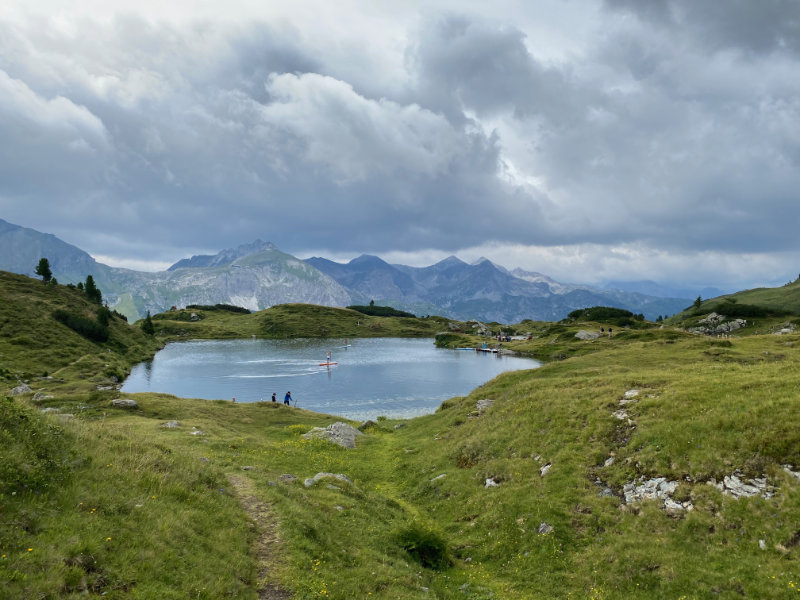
2;272;800;598
152;302;454;340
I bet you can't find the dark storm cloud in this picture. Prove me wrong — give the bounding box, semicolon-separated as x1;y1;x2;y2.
0;16;551;262
409;15;578;122
604;0;800;56
1;3;800;288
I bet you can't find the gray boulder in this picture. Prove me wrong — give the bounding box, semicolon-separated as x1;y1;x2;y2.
302;422;363;449
537;522;554;535
111;398;138;409
304;472;353;488
11;383;31;396
32;390;54;402
575;330;601;340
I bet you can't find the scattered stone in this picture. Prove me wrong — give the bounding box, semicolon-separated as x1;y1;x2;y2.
96;385;114;391
474;398;494;414
304;472;353;488
604;457;615;468
612;409;629;420
598;486;615;498
485;477;499;488
334;505;344;511
189;429;206;436
302;422;364;449
688;313;748;335
57;413;75;420
431;474;447;482
709;473;775;499
759;539;767;550
161;420;180;429
326;484;340;491
111;398;138;409
33;390;53;402
540;463;552;477
575;330;601;340
40;407;60;413
241;466;256;471
621;477;693;512
624;477;679;503
783;465;800;481
537;522;554;535
11;383;31;396
278;474;297;484
358;420;379;432
623;389;639;399
393;423;406;430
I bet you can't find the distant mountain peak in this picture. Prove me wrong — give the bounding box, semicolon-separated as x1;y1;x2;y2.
168;239;279;270
350;254;389;266
434;255;468;269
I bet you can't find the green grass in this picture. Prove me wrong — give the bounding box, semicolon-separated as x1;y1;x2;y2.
152;302;454;341
3;271;800;598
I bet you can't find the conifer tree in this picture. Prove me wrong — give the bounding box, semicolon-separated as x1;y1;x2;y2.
35;258;52;284
141;311;155;336
84;275;102;304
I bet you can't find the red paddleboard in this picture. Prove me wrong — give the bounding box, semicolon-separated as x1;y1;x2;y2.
319;362;338;366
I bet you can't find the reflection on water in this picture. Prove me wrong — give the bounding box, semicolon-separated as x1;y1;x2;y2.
122;338;540;420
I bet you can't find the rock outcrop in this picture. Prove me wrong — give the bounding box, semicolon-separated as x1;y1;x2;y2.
302;422;363;449
688;312;747;335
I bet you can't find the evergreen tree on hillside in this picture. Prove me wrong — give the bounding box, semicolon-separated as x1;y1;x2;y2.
84;275;102;304
141;311;155;336
35;258;52;284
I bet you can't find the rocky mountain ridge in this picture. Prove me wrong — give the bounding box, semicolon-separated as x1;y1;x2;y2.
0;218;691;322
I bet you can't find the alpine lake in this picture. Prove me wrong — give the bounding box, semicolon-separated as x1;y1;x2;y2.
122;337;541;420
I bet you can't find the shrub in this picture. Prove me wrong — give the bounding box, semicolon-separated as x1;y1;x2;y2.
392;522;451;569
0;397;75;496
52;310;109;342
347;305;416;318
186;304;251;314
96;306;111;327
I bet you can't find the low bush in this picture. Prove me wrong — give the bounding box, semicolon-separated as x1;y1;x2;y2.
186;303;251;314
391;522;451;570
347;305;416;318
52;309;109;342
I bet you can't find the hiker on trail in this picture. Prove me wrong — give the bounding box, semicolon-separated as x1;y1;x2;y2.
271;393;276;402
284;391;292;405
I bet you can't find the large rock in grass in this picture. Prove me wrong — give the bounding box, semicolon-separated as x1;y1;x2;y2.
302;422;363;449
11;383;31;395
111;398;138;409
575;330;601;340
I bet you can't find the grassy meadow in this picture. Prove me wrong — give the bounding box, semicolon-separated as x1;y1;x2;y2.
2;270;800;598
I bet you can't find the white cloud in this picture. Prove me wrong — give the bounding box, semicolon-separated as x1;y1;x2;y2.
1;1;799;291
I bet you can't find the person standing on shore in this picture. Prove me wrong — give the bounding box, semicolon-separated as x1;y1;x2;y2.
284;391;292;405
271;393;276;402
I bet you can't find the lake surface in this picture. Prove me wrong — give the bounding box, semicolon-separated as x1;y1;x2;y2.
122;338;540;420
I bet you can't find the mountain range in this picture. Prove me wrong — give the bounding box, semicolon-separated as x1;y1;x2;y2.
0;218;692;322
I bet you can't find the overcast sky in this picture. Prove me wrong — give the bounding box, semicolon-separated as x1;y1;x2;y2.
2;0;799;290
